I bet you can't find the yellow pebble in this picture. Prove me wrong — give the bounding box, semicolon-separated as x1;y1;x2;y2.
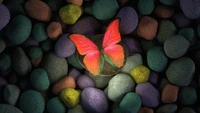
60;88;80;108
130;65;150;84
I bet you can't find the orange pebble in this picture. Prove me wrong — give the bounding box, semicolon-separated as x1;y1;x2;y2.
154;5;174;18
137;16;158;40
31;55;43;67
66;0;83;6
47;22;62;40
138;107;154;113
52;76;76;95
162;84;179;103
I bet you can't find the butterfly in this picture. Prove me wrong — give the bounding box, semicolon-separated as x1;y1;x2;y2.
70;19;125;76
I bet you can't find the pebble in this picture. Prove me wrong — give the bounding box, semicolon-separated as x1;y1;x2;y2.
30;68;50;91
77;75;95;89
130;65;150;84
173;12;191;28
136;82;160;107
166;57;195;86
81;87;109;113
12;47;32;76
19;90;45;113
116;6;138;35
32;23;48;42
138;107;154;113
154;5;174;18
148;71;158;85
0;38;6;53
67;52;84;69
137;16;158;40
0;4;10;30
121;53;143;74
178;86;197;105
41;52;68;84
3;0;25;15
92;0;119;20
160;0;176;5
179;107;196;113
0;104;23;113
59;4;82;24
147;46;168;72
162;84;179;103
0;53;11;72
40;38;55;52
141;39;158;53
68;68;81;81
68;105;86;113
156;104;178;113
47;97;66;113
138;0;154;15
119;92;142;113
5;15;32;45
28;46;43;59
47;21;62;40
25;0;52;21
4;84;20;105
108;73;135;102
31;55;43;67
66;0;83;6
52;76;76;95
164;35;190;59
60;88;80;108
54;34;76;58
178;27;197;45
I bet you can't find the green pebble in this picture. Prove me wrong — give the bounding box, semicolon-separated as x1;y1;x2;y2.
0;38;6;53
29;46;43;59
30;68;50;91
83;5;93;15
92;0;119;20
178;28;197;45
138;0;154;15
4;84;20;105
166;57;195;86
147;46;168;72
156;104;178;113
119;92;141;113
59;4;82;24
19;90;45;113
0;104;23;113
159;78;169;91
5;15;32;45
0;53;11;72
47;97;66;113
178;86;197;105
40;38;55;52
160;0;176;5
68;105;86;113
67;52;84;70
179;107;196;113
32;23;48;42
156;19;177;45
141;39;158;53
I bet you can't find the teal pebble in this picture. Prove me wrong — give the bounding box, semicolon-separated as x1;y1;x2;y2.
179;107;196;113
178;86;197;105
4;84;20;105
160;0;176;5
0;38;6;53
138;0;154;15
178;28;197;45
5;15;32;45
0;104;23;113
119;92;142;113
29;46;43;59
0;53;11;72
40;38;55;52
30;68;50;91
19;90;45;113
156;104;178;113
67;52;84;69
32;23;48;42
47;97;66;113
147;46;168;72
92;0;119;20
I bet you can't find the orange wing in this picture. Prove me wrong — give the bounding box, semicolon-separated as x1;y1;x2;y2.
70;34;102;75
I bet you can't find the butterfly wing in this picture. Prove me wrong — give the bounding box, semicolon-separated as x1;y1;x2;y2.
70;34;102;75
102;19;125;68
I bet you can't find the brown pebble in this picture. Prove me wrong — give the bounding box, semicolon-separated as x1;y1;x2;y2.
0;0;3;3
25;0;52;22
31;55;43;67
162;84;179;103
138;107;154;113
66;0;83;6
52;76;76;95
137;16;158;40
47;22;62;40
118;0;129;5
154;5;174;18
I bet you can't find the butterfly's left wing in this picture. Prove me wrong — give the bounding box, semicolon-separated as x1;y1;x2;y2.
102;19;125;68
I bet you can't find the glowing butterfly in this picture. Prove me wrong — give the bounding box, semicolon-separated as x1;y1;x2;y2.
70;19;125;76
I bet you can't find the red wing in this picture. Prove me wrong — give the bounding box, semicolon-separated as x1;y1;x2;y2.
103;19;121;48
103;44;124;68
83;51;101;76
70;34;99;55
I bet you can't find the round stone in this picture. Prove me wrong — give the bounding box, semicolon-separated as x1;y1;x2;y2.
156;104;178;113
0;53;11;72
32;23;48;42
77;75;95;89
0;4;10;30
47;97;66;113
178;86;197;105
0;104;23;113
68;105;86;113
178;27;197;46
28;46;43;59
161;84;179;103
138;0;154;15
4;84;20;105
47;21;62;40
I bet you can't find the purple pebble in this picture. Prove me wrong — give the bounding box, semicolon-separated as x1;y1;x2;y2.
180;0;200;19
0;76;7;87
77;75;95;89
0;4;10;30
148;71;158;85
67;16;101;35
81;87;109;113
68;68;81;81
54;34;76;58
136;82;160;107
116;6;138;35
122;36;143;55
